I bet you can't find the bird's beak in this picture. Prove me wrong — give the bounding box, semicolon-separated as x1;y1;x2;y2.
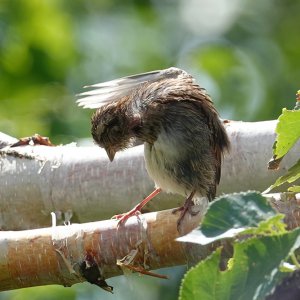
105;147;116;162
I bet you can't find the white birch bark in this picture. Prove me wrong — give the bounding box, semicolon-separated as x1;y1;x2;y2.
0;120;299;230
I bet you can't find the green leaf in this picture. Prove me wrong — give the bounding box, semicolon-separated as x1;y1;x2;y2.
288;185;300;193
179;228;300;300
265;159;300;193
177;192;277;245
242;214;286;236
273;109;300;159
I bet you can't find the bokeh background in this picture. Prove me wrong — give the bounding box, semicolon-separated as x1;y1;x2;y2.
0;0;299;299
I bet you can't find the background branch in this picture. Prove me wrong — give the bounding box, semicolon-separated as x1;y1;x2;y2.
0;120;300;230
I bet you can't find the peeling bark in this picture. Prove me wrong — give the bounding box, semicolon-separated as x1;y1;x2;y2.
0;193;299;292
0;208;203;291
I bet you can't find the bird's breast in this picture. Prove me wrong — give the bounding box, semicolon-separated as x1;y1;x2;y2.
144;132;188;196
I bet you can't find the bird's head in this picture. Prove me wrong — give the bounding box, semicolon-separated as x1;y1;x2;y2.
91;103;140;161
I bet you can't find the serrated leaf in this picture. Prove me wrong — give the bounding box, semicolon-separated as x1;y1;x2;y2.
265;159;300;193
179;228;300;300
201;192;276;236
273;109;300;159
177;192;277;245
288;185;300;192
242;214;286;236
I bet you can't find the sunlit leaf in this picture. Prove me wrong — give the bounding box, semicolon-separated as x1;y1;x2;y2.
265;159;300;193
179;228;300;300
242;214;286;236
177;192;277;245
288;185;300;193
273;109;300;159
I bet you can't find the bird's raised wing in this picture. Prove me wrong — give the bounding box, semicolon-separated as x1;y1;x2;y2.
76;67;187;109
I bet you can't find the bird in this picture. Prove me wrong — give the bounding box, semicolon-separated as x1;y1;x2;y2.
77;67;230;228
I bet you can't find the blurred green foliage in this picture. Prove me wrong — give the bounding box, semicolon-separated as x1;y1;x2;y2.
0;0;300;299
0;285;76;300
1;0;300;144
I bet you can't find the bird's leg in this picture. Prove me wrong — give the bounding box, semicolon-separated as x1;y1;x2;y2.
112;188;162;225
172;190;196;229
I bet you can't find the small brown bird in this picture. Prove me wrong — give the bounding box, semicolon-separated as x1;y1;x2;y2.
77;67;229;227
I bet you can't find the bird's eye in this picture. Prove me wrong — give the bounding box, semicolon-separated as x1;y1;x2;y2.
111;125;121;134
107;117;118;127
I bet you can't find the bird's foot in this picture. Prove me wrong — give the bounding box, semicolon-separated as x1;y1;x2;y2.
172;191;197;230
172;205;190;230
112;205;141;227
112;188;162;227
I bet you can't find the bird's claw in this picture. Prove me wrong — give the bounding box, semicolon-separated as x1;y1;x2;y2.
172;193;197;230
172;206;189;229
111;208;141;227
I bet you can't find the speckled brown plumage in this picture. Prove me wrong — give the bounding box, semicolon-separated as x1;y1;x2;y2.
78;67;230;227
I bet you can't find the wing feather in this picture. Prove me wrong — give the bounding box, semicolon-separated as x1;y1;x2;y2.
76;67;186;109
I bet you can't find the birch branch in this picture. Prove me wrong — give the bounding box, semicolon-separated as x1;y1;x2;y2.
0;192;299;292
0;120;299;230
0;208;202;292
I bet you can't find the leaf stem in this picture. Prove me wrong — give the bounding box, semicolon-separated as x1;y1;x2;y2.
290;252;300;269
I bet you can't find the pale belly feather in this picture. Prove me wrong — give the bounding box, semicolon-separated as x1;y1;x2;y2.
144;132;189;196
144;131;209;209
